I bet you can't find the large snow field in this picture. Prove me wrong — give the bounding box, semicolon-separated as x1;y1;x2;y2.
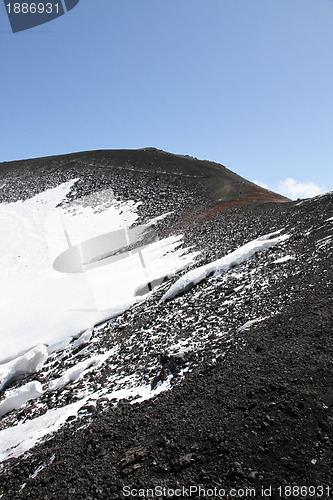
0;179;197;366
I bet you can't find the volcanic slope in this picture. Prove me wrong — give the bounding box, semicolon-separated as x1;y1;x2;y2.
0;149;332;499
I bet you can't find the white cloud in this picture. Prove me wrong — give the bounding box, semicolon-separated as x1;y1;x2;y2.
278;178;326;200
252;180;269;189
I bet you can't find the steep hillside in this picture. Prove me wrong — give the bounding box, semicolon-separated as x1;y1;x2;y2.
0;150;331;500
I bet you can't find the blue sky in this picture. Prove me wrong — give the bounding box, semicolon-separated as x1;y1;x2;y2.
1;0;333;199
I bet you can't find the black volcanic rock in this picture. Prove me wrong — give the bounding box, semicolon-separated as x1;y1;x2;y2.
0;147;288;206
0;149;332;500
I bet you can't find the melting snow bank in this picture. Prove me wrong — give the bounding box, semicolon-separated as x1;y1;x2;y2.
104;376;172;405
0;376;173;463
0;382;43;418
48;358;101;392
72;329;93;350
0;346;48;392
161;231;290;302
0;398;88;462
0;180;197;365
48;348;117;392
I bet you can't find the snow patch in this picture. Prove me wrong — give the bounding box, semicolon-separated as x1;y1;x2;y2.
105;376;172;404
145;212;174;225
48;357;100;391
47;337;72;355
48;347;117;392
30;453;55;479
161;232;290;302
0;346;48;392
0;398;88;462
73;329;93;350
238;317;267;332
0;382;43;418
273;255;295;264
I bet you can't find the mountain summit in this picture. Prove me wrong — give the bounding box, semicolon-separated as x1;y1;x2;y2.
0;147;288;205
